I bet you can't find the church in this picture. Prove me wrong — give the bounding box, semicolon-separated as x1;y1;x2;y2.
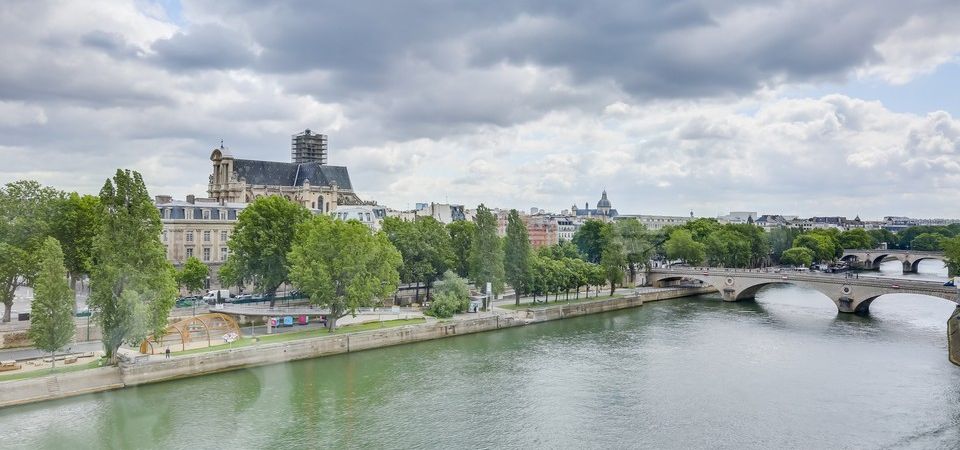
571;190;618;220
206;130;366;212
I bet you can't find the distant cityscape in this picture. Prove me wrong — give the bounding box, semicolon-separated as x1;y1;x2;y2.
156;129;960;284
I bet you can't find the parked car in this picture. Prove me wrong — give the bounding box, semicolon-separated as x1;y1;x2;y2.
945;280;956;287
890;284;900;289
176;296;201;308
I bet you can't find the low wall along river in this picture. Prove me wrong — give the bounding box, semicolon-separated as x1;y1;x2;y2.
0;287;713;408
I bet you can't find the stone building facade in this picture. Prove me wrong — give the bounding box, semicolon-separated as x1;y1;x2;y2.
156;195;247;287
207;147;365;212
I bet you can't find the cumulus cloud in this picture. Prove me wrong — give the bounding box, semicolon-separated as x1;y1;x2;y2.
1;0;960;219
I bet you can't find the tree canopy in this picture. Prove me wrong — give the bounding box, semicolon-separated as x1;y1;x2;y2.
503;209;532;305
288;215;401;330
838;228;875;250
382;216;454;301
780;247;815;267
176;256;209;294
910;233;946;251
665;229;705;265
88;170;177;362
28;237;76;367
943;236;960;277
446;220;476;278
219;196;311;306
572;220;608;263
52;193;103;287
468;204;505;298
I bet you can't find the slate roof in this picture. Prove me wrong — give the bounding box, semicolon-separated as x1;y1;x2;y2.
231;159;353;190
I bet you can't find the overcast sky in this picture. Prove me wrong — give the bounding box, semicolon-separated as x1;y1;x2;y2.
1;1;959;219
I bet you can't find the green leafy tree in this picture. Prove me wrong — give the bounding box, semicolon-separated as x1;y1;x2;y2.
769;227;802;262
910;233;946;251
382;217;454;302
684;218;722;242
780;247;815;267
28;237;75;368
288;215;401;330
585;262;606;297
867;229;896;249
88;170;177;362
943;236;960;277
52;193;103;289
665;229;705;265
425;270;471;318
705;229;752;267
176;257;209;294
793;233;838;263
219;196;311;306
898;226;954;249
600;228;626;295
0;180;64;322
446;220;476;278
468;205;505;301
838;228;876;250
503;210;532;305
615;218;652;283
572;220;608;263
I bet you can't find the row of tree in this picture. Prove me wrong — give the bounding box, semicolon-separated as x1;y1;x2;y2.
662;219;769;267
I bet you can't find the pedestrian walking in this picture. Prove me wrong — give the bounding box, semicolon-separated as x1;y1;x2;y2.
165;347;171;359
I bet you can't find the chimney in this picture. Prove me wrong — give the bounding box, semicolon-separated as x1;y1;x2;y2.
186;194;195;204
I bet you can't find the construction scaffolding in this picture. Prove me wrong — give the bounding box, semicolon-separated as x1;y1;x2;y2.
291;129;328;165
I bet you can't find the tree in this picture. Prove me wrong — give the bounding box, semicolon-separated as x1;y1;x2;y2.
572;220;608;263
52;193;103;289
88;170;177;362
446;220;476;278
615;218;652;283
382;217;454;302
28;237;75;368
943;236;960;277
288;215;401;330
793;232;838;263
0;180;64;322
468;205;505;302
176;257;209;294
780;247;815;267
705;229;752;267
867;229;896;249
910;233;946;251
665;229;705;265
503;210;532;305
219;196;311;306
769;227;802;262
600;229;626;295
425;270;471;318
684;218;721;242
838;228;875;250
585;263;606;297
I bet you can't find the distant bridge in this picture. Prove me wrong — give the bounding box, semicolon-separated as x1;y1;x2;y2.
647;267;957;314
840;249;946;273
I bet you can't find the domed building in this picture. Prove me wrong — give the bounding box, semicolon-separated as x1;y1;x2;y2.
570;190;618;221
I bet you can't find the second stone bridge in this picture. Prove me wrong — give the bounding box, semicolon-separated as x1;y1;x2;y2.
648;267;958;314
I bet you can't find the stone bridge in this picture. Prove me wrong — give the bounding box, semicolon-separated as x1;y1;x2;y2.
647;267;958;314
840;249;946;273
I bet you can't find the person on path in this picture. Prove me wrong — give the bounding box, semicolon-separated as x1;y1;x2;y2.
165;347;171;359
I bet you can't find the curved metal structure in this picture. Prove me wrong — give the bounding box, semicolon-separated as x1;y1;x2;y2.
140;313;241;354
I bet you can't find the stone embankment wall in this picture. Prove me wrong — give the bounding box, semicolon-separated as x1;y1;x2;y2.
949;307;960;367
0;287;713;408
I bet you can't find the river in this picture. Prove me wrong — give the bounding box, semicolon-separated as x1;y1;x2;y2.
2;261;958;449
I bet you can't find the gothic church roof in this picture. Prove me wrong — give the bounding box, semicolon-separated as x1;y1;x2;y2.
231;159;353;190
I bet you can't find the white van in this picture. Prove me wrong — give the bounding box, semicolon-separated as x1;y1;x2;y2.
202;289;231;303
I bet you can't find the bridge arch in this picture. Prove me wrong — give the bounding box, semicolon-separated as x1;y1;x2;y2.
909;257;947;273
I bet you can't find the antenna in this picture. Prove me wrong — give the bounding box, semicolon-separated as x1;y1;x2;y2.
220;139;224;149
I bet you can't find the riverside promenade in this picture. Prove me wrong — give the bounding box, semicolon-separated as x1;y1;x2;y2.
0;286;713;408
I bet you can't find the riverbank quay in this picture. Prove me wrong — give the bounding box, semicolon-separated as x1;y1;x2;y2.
0;286;714;408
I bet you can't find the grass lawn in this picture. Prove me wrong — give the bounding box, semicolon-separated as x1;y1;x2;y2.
172;317;426;356
498;292;628;310
0;358;107;383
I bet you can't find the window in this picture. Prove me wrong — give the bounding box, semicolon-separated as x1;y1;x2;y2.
203;247;210;262
164;208;171;219
365;213;371;222
186;247;193;258
162;230;167;242
220;247;228;261
202;209;211;220
203;231;211;242
220;231;228;242
186;231;194;242
219;210;226;220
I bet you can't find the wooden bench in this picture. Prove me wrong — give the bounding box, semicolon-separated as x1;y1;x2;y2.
0;360;21;372
64;356;78;365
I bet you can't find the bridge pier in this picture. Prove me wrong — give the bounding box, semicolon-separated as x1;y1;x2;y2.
902;260;915;273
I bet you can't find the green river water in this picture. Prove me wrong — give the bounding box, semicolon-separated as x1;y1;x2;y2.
2;262;959;449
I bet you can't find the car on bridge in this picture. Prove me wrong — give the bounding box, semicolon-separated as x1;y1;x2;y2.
945;280;956;287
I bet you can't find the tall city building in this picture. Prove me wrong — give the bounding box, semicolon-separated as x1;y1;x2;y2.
291;129;328;164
